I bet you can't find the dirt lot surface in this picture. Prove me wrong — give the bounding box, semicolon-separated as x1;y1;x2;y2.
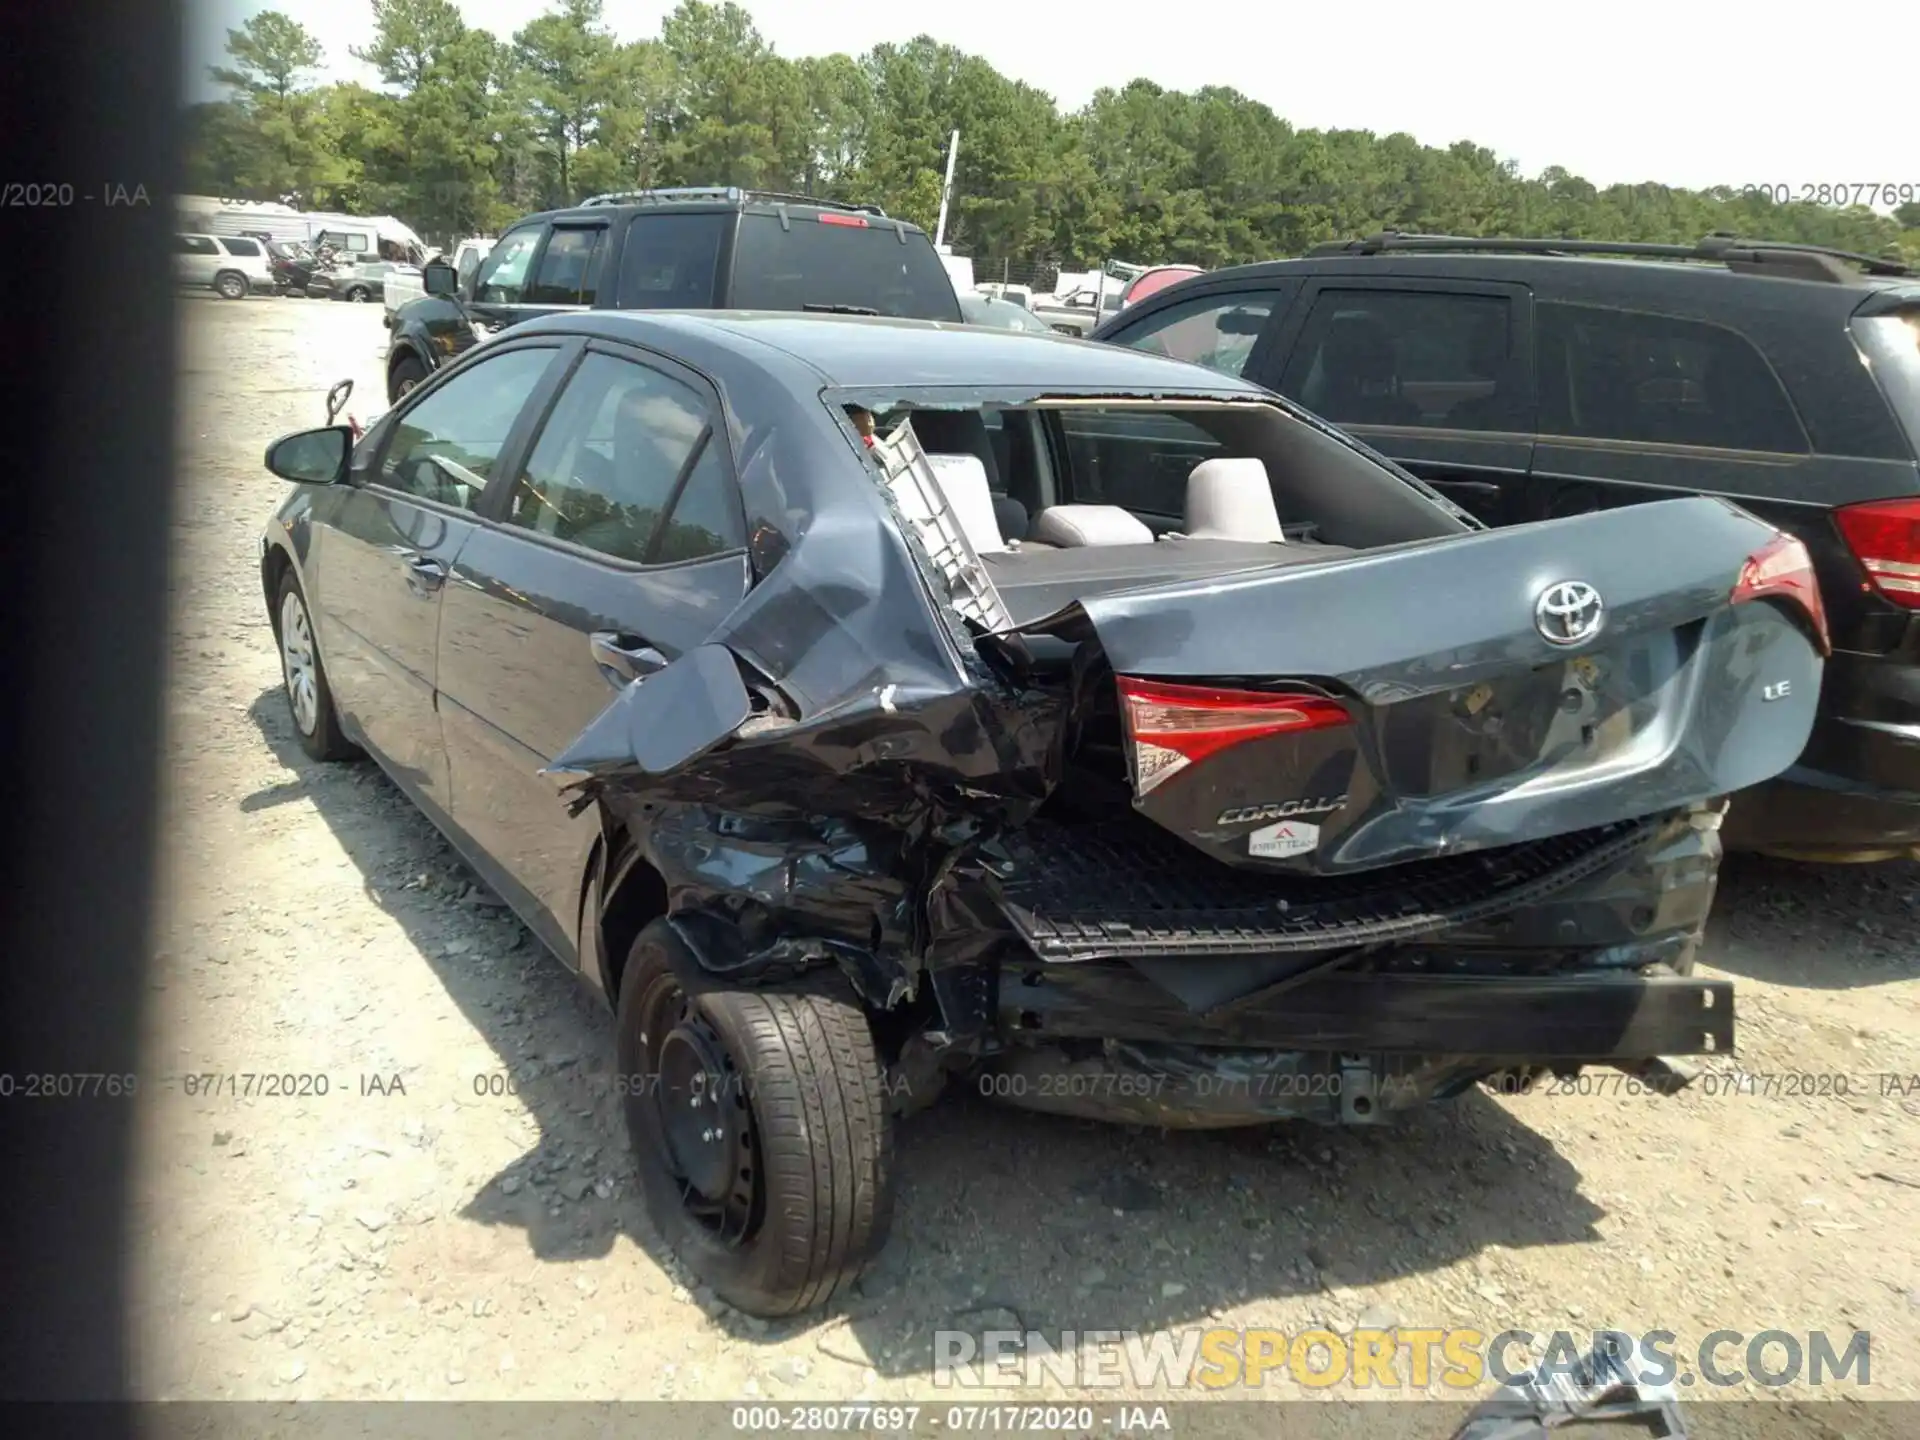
132;298;1920;1427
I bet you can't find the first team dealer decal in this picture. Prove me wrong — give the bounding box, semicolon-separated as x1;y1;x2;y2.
1248;818;1319;858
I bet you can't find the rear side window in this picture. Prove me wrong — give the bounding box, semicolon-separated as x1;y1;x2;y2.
1278;290;1527;432
728;212;962;321
1538;302;1807;453
527;226;605;305
505;352;743;564
1108;290;1279;378
615;213;726;309
219;237;262;257
317;230;371;253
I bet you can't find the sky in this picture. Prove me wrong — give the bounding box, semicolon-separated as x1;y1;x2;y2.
186;0;1907;199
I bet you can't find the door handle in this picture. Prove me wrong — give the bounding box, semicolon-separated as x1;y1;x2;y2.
590;631;668;685
404;554;448;596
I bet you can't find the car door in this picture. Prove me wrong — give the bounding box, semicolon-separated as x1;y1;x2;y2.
311;342;568;819
466;220;607;338
435;342;752;957
175;233;218;286
1260;280;1536;526
1529;299;1819;523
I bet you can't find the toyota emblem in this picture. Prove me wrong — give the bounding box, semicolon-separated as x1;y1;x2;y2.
1534;580;1605;646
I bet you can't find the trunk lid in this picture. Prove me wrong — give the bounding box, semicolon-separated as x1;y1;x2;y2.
1020;496;1826;873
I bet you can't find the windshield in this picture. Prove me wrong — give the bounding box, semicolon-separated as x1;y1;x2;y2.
729;212;962;321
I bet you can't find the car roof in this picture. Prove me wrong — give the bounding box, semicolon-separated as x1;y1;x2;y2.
512;310;1269;394
510;193;932;235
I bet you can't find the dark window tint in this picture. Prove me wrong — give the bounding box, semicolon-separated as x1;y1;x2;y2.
506;353;741;564
176;234;219;254
1537;302;1807;453
475;226;543;304
1058;409;1223;516
527;226;605;305
1110;291;1278;377
614;213;726;308
218;237;262;257
1279;290;1525;432
377;347;557;510
728;213;962;320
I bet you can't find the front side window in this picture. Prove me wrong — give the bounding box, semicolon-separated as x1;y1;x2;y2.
504;352;743;564
1058;408;1224;516
474;226;544;305
1537;302;1807;453
376;347;558;510
1278;290;1525;432
527;227;606;306
176;234;219;255
1109;291;1279;378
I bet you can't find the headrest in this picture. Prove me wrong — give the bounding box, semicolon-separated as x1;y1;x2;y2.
1184;457;1284;543
923;452;1007;554
1031;504;1155;548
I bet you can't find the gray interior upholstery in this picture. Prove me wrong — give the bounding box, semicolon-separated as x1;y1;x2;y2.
1184;456;1286;542
1031;504;1155;548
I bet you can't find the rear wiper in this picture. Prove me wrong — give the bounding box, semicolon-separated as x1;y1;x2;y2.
803;302;878;316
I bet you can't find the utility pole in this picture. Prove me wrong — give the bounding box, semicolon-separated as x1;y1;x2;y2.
934;129;959;248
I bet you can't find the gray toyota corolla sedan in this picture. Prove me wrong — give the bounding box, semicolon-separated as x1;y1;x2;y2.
260;311;1826;1316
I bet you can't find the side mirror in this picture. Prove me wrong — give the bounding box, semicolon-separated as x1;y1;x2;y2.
423;259;458;298
265;427;353;485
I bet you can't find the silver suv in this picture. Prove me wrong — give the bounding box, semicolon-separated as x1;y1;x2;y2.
174;233;274;300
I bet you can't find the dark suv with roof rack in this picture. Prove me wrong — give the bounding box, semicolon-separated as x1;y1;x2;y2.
1091;232;1920;861
383;186;963;402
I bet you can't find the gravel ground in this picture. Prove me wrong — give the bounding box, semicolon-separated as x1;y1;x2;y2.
131;296;1920;1423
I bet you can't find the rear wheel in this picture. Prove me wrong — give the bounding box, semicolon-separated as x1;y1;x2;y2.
275;571;358;762
214;271;248;301
616;919;893;1317
388;353;427;403
345;285;371;303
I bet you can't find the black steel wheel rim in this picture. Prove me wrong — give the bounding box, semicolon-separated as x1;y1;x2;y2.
639;975;761;1247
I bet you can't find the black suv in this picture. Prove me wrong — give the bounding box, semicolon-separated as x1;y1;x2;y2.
383;186;963;402
1093;233;1920;861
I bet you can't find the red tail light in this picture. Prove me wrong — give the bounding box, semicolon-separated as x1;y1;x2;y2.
817;212;868;228
1117;677;1350;794
1730;532;1829;654
1834;497;1920;610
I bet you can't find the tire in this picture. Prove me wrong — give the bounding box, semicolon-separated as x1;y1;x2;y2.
616;919;893;1317
388;353;427;403
274;569;358;762
346;286;371;303
214;271;248;301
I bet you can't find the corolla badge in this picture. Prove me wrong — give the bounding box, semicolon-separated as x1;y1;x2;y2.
1534;580;1605;646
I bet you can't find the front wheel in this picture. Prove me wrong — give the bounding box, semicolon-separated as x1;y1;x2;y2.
275;571;359;762
214;271;248;301
388;353;427;403
345;286;371;303
616;919;894;1317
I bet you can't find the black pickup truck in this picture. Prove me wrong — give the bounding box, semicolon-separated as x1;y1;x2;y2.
384;186;964;402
